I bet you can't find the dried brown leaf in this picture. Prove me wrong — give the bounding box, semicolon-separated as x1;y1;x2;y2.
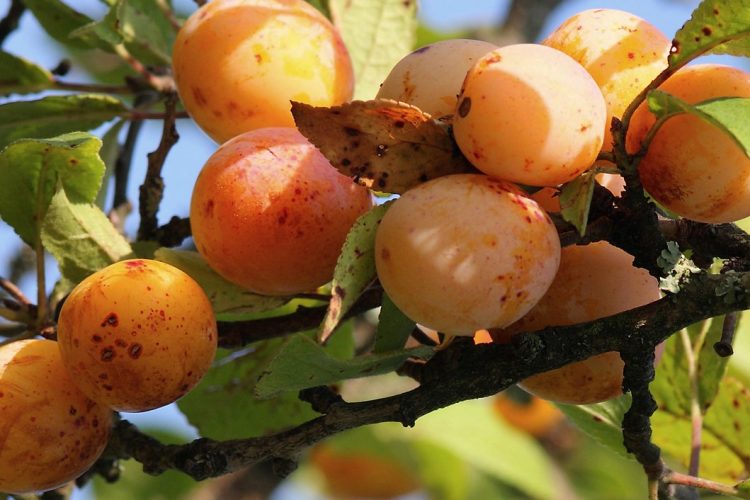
292;99;474;193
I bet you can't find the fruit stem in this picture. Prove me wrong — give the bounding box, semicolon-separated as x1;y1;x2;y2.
714;313;738;357
662;471;743;497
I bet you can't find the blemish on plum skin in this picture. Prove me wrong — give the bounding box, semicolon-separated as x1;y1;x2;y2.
458;97;471;118
91;334;102;343
128;343;143;359
125;260;146;269
100;348;115;362
100;312;119;327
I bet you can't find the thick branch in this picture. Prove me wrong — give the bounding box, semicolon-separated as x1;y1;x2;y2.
110;269;750;480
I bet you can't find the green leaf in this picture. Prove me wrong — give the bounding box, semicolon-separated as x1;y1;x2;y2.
41;187;133;284
23;0;110;50
728;312;750;388
410;399;556;499
319;202;390;342
651;378;750;484
647;92;750;157
557;394;633;459
374;292;415;353
0;94;127;151
73;0;175;66
652;317;730;417
178;328;352;440
559;169;598;236
154;248;288;316
177;343;318;440
329;0;417;100
0;133;105;245
0;51;53;96
737;478;750;499
255;334;433;398
669;0;750;69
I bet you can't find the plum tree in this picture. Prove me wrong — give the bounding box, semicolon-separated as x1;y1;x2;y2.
375;174;560;335
543;9;670;153
190;127;372;295
452;43;607;186
493;242;660;404
56;260;218;412
627;64;750;223
172;0;354;143
0;339;111;494
375;39;498;119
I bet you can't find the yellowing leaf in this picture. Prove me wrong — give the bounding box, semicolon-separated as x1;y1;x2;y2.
292;100;474;194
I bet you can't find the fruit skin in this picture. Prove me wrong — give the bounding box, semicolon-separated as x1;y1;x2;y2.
543;8;670;153
310;444;421;499
0;339;112;494
627;64;750;223
493;392;564;438
453;43;606;187
376;39;497;119
57;259;218;412
375;174;560;336
172;0;354;143
190;127;372;295
494;241;660;404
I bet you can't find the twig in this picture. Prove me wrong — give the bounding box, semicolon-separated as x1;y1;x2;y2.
218;287;383;348
154;216;191;247
0;328;34;348
137;93;180;241
193;0;207;6
679;328;704;477
0;276;30;305
156;0;182;31
113;45;175;93
129;110;189;121
0;0;24;47
113;92;160;209
715;312;738;357
662;471;744;497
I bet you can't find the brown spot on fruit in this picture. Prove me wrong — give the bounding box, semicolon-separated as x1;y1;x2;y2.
100;348;115;362
100;313;119;327
458;97;471;117
192;87;208;106
128;343;143;359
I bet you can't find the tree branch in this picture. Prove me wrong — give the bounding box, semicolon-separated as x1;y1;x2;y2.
106;268;750;480
137;94;180;241
0;0;24;47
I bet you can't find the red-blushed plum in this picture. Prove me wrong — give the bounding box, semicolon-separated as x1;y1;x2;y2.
172;0;354;143
627;64;750;223
190;127;372;295
376;39;498;119
0;339;112;494
56;259;217;412
543;9;670;153
493;241;660;404
453;44;606;186
375;174;560;336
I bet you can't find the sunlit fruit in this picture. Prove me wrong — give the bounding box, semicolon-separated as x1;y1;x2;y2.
310;444;421;499
494;241;660;404
57;259;218;412
190;127;372;295
376;39;497;118
375;174;560;335
453;43;606;186
627;64;750;223
0;339;112;494
172;0;354;143
543;8;670;152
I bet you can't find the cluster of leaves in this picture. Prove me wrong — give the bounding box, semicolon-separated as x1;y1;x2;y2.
2;0;750;498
